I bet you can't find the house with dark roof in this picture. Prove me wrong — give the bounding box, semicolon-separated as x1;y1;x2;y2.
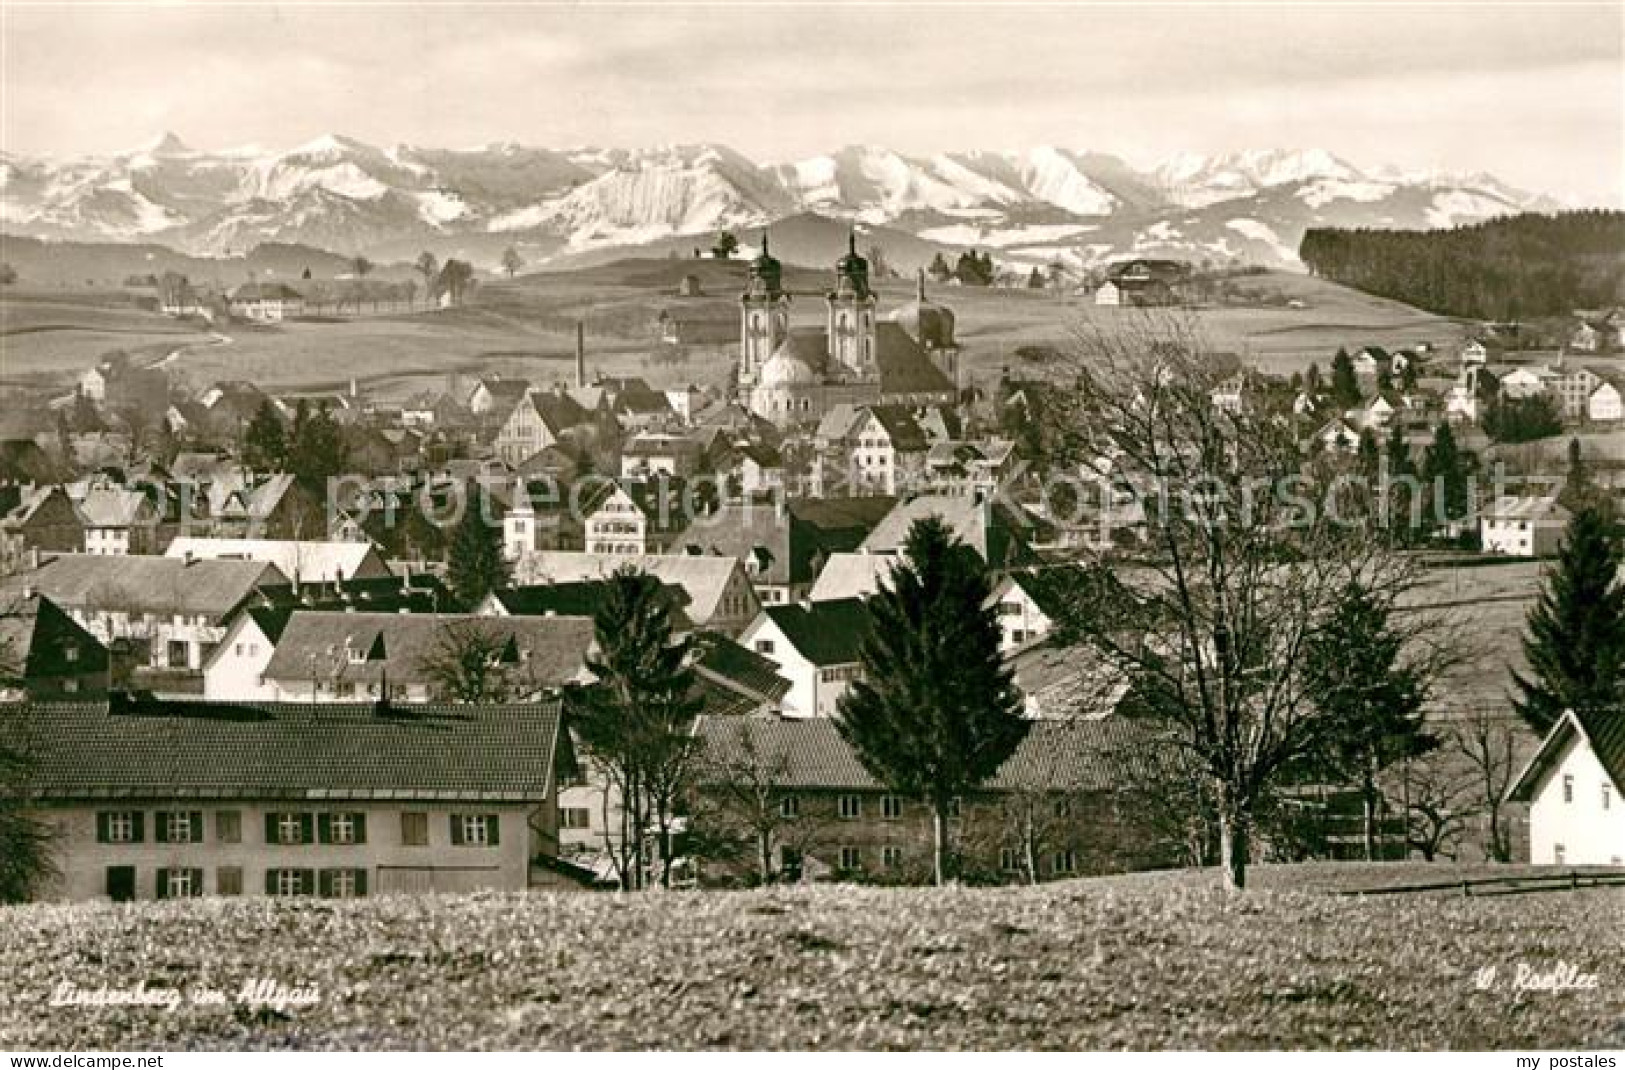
673;499;882;606
689;715;1177;885
736;598;870;717
227;282;305;322
0;591;109;700
1;485;83;571
477;579;695;633
1506;708;1625;866
2;696;571;900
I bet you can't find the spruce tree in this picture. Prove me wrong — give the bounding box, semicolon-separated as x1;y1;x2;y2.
836;516;1026;884
1510;506;1625;735
446;485;510;609
241;399;287;472
1303;582;1435;860
1330;348;1361;409
1420;421;1470;532
574;567;701;889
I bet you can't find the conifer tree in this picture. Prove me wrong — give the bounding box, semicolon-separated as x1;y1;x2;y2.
1330;348;1361;409
574;567;701;889
1303;582;1436;860
446;485;510;609
836;516;1026;884
241;399;287;472
1510;506;1625;735
1420;421;1471;534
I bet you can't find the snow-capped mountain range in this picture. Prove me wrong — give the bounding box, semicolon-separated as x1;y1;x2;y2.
0;134;1561;272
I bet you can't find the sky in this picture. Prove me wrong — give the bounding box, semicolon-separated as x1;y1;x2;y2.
2;2;1621;206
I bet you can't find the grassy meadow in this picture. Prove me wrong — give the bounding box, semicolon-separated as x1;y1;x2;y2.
0;864;1618;1050
0;263;1464;402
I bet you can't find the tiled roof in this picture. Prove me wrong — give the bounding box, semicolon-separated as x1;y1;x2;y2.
165;538;386;584
487;580;695;632
522;552;748;625
2;698;563;801
1507;707;1625;802
761;598;871;666
0;592;108;681
865;406;929;452
261;611;595;690
1484;495;1570;523
807;552;896;603
76;486;153;529
692;716;1160;793
874;322;956;396
859;494;1037;566
694;633;791;704
16;554;286;617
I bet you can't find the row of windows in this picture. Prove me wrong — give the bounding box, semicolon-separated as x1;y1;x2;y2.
135;866;369;899
1560;775;1612;809
96;810;500;847
814;795;964;821
818;664;862;684
998;848;1077;875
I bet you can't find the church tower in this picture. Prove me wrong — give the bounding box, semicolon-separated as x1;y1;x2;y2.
739;232;790;387
826;230;877;379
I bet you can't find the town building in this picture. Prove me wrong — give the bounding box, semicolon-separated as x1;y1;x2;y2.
164;537;391;586
512;551;760;635
227;282;305;323
7;696;570;901
737;598;869;718
1479;496;1571;557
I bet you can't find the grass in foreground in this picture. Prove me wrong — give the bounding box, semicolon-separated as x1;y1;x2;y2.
1;866;1620;1050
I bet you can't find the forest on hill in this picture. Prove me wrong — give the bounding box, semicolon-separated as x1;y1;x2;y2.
1298;210;1625;321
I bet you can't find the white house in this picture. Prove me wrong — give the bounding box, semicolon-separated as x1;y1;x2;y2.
984;569;1066;653
1461;340;1488;367
513;551;760;635
1094;281;1122;307
200;607;288;700
1587;381;1623;423
1507;709;1624;866
228;282;304;323
737;598;868;718
1480;496;1571;557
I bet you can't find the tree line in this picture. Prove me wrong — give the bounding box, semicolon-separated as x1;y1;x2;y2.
1299;211;1625;321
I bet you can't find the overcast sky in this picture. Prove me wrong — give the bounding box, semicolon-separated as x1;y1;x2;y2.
3;3;1620;205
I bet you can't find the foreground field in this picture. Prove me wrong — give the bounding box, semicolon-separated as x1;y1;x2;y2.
1;865;1619;1050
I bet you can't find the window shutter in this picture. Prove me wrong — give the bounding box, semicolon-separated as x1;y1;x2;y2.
155;813;170;844
450;815;464;845
190;868;204;896
351;813;367;845
155;869;169;900
265;869;279;895
96;813;110;843
300;869;315;896
190;812;204;843
353;869;368;897
486;815;500;846
265;813;279;844
318;869;334;898
131;812;144;843
299;814;315;845
317;813;333;845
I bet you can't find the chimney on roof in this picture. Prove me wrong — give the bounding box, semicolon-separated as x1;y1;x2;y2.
575;321;587;389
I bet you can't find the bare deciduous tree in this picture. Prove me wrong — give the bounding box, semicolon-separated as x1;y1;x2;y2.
1038;312;1451;890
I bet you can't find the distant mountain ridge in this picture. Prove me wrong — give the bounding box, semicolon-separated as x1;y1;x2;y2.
0;135;1562;272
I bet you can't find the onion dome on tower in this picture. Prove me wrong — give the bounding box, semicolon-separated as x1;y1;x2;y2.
891;268;957;350
833;229;870;299
747;231;783;297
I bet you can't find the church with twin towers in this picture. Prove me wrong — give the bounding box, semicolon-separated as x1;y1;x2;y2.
736;231;962;426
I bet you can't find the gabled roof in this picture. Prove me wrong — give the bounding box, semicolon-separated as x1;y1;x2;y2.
2;697;563;802
864;406;930;452
692;716;1160;793
261;611;595;689
0;592;108;681
859;494;1037;566
75;486;155;529
165;537;386;584
807;552;896;603
521;552;750;625
760;598;870;666
693;633;791;705
486;580;694;632
873;322;956;396
229;282;303;303
18;554;285;617
1483;495;1570;523
1506;707;1625;803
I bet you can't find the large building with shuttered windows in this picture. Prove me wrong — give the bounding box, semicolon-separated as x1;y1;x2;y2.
3;695;573;901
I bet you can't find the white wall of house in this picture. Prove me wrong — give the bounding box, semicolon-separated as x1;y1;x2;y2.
39;801;542;901
1526;735;1625;866
202;616;278;700
739;615;816;717
1589;384;1623;422
987;579;1054;653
